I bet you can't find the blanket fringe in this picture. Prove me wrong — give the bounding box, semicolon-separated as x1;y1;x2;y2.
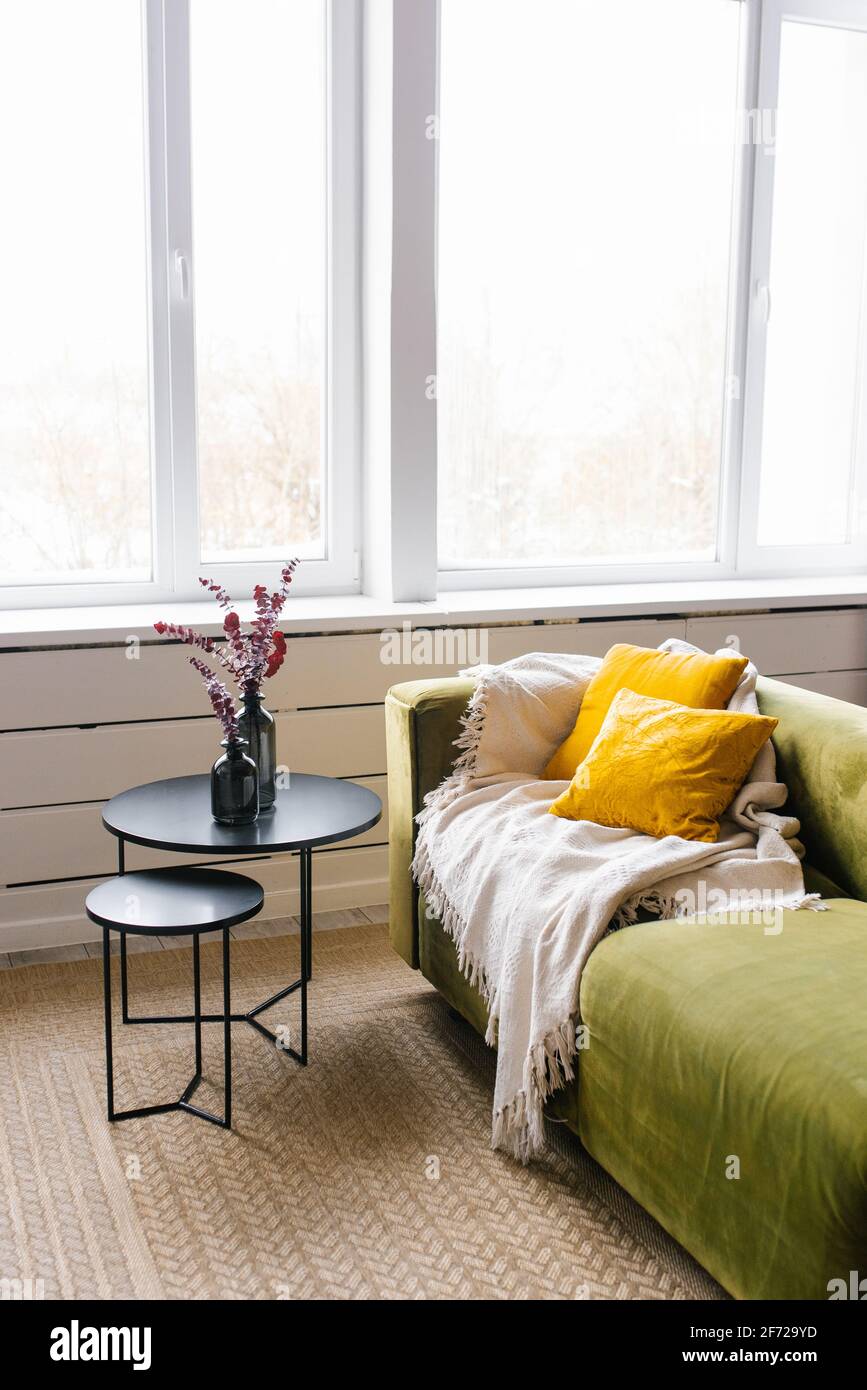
613;888;679;929
414;677;488;828
413;832;578;1164
412;837;498;1010
614;886;827;930
793;892;828;912
490;1018;578;1163
450;677;489;781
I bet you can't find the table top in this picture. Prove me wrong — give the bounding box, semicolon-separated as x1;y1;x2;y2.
102;773;383;855
86;867;264;935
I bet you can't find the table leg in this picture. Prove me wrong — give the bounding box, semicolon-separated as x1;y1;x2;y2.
120;934;130;1023
223;928;232;1128
193;933;202;1077
299;848;309;1064
176;929;230;1129
304;847;312;982
117;838;130;1024
102;927;115;1122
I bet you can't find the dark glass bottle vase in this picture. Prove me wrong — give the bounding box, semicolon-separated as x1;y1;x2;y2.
238;690;277;811
211;738;259;826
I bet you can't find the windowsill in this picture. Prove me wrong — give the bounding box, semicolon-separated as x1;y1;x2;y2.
1;574;866;649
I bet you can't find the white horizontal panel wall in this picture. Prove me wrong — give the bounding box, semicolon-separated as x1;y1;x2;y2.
686;610;867;678
0;643;205;730
0;630;450;727
776;670;867;704
0;776;387;886
0;845;389;952
2;611;861;730
0;618;686;732
486;618;685;663
0;706;386;808
282;619;688;706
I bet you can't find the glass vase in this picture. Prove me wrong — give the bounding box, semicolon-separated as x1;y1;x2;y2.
238;690;277;811
211;738;259;825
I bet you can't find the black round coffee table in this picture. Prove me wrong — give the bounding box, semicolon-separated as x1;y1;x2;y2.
101;773;382;1068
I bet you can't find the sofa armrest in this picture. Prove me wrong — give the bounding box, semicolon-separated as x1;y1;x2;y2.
385;677;476;966
757;675;867;901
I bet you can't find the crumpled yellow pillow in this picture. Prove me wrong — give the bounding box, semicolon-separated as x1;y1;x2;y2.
548;688;778;843
543;642;748;781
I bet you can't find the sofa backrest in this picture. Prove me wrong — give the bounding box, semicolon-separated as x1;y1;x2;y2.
757;676;867;901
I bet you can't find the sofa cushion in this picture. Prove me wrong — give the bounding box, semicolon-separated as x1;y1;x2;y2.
548;688;777;842
578;899;867;1300
545;642;747;779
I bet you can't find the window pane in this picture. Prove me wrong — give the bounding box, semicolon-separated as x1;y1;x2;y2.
191;0;326;565
757;19;867;548
437;0;741;568
0;0;151;585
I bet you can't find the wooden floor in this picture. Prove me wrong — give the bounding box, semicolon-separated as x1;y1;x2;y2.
0;903;388;970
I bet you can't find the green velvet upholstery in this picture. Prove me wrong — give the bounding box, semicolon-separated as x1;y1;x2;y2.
385;672;867;1299
579;901;867;1300
755;677;867;901
418;891;492;1038
386;678;475;966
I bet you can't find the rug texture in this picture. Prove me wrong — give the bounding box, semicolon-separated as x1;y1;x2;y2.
0;922;726;1300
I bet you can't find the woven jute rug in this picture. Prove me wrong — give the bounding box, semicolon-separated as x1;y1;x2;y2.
0;922;725;1300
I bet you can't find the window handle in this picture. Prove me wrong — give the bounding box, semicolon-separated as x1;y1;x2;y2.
173;249;190;302
755;279;771;324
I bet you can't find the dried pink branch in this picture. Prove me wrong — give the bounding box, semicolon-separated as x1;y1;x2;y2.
189;657;240;742
154;560;299;733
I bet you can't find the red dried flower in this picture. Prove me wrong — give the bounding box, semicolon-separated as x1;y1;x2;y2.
153;561;299;733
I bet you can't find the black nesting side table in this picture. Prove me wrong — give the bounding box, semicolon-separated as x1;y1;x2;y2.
86;867;264;1128
97;774;382;1114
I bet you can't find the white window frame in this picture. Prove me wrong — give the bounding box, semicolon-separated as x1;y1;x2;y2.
2;0;361;611
427;0;867;593
737;0;867;575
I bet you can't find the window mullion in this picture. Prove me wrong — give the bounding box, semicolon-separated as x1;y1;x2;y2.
160;0;199;598
389;0;438;602
143;0;175;595
720;0;762;577
737;0;783;573
327;0;363;594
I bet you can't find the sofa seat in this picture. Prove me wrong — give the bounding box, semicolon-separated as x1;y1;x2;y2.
419;892;867;1299
578;899;867;1300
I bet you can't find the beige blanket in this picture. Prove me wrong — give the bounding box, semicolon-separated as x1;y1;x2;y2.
412;641;823;1162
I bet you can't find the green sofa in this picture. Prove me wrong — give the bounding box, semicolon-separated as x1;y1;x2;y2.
385;674;867;1301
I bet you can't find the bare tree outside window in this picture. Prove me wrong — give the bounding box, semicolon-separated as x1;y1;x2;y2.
437;0;742;568
191;0;326;566
0;0;151;584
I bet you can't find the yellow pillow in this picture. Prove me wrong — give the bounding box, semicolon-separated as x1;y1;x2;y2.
548;689;777;843
543;642;748;781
